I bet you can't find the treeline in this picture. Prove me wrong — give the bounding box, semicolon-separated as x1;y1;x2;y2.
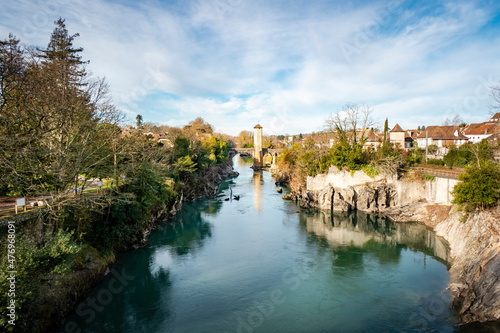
0;19;232;332
277;103;500;212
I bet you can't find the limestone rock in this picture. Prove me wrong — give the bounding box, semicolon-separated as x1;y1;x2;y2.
332;187;353;211
435;210;500;323
316;186;334;210
356;186;377;212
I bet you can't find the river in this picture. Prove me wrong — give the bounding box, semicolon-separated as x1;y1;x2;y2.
56;155;481;333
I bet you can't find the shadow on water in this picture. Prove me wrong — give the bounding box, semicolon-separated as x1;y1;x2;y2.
149;201;214;255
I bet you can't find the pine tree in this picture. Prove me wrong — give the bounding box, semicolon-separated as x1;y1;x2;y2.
38;18;88;83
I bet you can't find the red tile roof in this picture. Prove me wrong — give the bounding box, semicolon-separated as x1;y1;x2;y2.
464;123;500;136
415;126;468;140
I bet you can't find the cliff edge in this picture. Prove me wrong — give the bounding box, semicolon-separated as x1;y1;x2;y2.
435;209;500;323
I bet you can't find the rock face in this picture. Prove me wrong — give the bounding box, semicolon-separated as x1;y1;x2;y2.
294;184;397;213
435;209;500;323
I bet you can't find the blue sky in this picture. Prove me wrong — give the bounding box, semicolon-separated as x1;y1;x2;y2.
1;0;500;136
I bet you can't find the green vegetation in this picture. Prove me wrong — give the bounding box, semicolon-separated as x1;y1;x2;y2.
422;174;436;181
452;160;500;211
361;163;380;178
426;159;445;166
0;19;233;332
0;230;84;330
427;144;438;155
443;141;492;168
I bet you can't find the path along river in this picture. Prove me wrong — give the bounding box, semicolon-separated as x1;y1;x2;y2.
56;155;490;333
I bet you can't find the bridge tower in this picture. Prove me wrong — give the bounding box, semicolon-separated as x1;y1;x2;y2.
253;124;263;167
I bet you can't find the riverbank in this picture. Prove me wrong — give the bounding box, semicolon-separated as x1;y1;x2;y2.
0;160;238;333
277;166;500;324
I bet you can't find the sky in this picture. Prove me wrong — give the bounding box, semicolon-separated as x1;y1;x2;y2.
1;0;500;136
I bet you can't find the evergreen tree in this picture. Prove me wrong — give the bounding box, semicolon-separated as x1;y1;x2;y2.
136;114;143;128
0;34;25;115
38;18;87;83
383;118;388;142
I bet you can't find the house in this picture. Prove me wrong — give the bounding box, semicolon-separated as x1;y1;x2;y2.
157;134;174;147
389;124;405;148
463;122;500;144
363;129;382;151
405;129;420;148
491;112;500;122
415;125;469;153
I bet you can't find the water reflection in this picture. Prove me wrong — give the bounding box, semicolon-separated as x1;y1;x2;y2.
299;210;450;265
252;171;263;212
200;199;223;216
151;202;213;256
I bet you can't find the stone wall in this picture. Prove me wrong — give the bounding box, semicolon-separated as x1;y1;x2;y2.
302;167;459;211
306;166;390;191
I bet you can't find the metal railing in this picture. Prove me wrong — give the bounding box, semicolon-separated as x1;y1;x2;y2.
411;167;463;179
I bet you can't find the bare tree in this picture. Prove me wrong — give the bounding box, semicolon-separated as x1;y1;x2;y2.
491;84;500;116
324;102;375;146
443;114;465;126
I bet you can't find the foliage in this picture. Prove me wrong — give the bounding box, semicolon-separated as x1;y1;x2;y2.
426;158;445;166
452;160;500;211
422;174;435;181
0;19;119;196
237;130;254;148
443;141;492;167
330;140;367;171
406;148;423;165
376;141;400;160
443;146;474;167
0;18;231;333
324;102;374;146
0;229;82;330
383;118;388;142
203;136;229;165
427;144;438;155
361;163;380;178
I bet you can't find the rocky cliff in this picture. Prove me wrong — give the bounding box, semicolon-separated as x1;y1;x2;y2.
435;209;500;323
282;166;500;324
289;166;459;212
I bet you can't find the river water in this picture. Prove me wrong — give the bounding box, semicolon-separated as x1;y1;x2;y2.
56;155;476;333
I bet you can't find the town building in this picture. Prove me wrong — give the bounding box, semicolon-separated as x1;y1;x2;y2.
415;125;468;154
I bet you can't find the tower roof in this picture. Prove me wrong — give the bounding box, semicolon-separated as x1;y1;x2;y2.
254;124;262;129
390;124;404;132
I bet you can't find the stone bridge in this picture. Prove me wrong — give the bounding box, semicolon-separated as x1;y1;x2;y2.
230;125;283;168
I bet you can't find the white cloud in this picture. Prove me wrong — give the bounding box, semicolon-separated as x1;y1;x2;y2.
1;0;500;135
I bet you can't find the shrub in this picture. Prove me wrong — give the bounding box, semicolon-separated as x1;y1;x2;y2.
426;159;444;166
406;148;423;166
361;163;380;178
0;229;82;330
423;174;435;181
428;144;438;154
452;160;500;211
444;146;474;167
330;141;367;171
